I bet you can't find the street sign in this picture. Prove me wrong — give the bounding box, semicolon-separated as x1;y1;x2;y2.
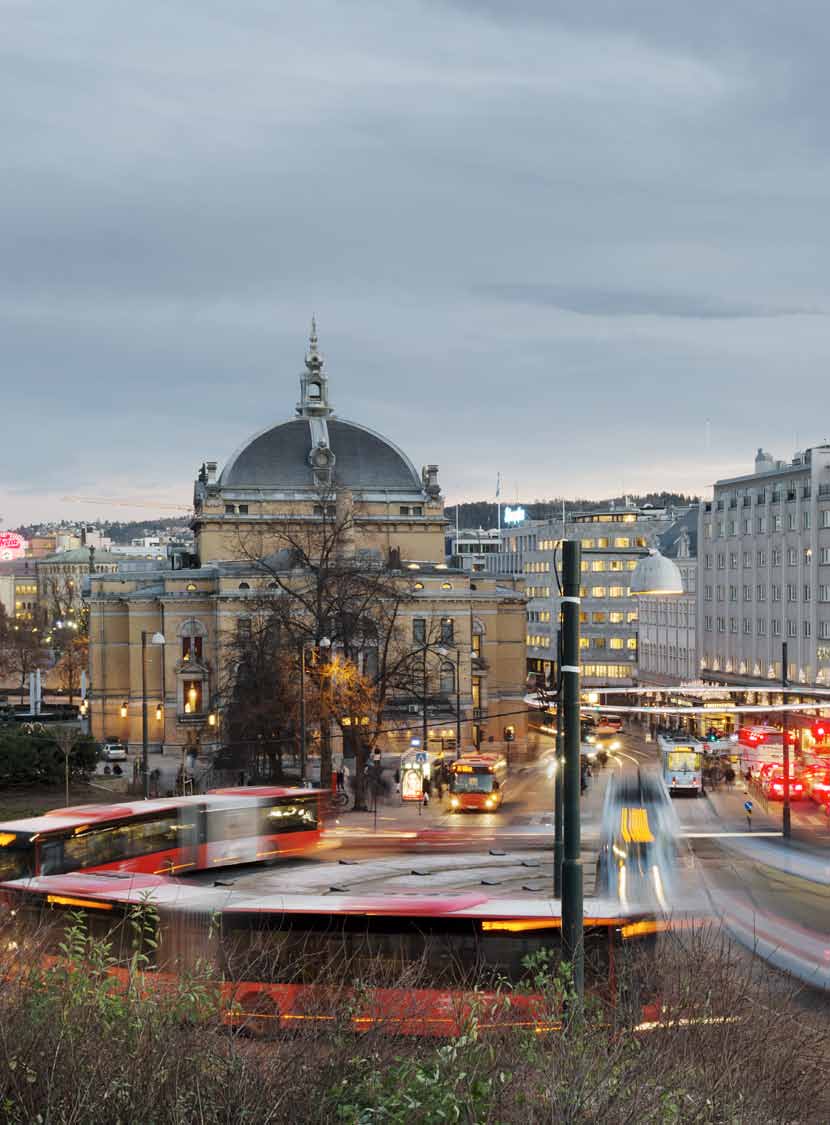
744;800;753;813
415;751;427;763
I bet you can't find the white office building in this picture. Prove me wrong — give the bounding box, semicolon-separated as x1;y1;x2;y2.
698;445;830;687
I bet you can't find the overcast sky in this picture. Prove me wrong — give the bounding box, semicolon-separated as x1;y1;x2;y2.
3;0;830;526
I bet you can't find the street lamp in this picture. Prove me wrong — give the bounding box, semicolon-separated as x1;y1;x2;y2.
438;645;468;760
560;541;584;1002
141;631;165;800
629;549;683;596
300;637;330;783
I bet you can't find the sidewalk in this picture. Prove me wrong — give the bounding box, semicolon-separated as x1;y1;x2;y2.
704;782;780;834
705;784;830;886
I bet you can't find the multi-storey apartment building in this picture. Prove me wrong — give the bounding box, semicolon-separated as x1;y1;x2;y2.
698;445;830;687
447;527;502;573
488;504;679;687
636;509;698;685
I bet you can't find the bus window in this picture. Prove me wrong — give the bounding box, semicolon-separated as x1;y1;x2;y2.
0;833;34;881
62;814;180;870
666;751;701;772
260;797;318;833
452;771;495;794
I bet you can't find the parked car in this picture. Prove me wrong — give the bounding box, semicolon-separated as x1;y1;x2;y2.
100;742;127;762
761;768;805;801
800;762;830;804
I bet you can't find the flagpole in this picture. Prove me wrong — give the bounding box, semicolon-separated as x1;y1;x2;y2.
496;473;501;540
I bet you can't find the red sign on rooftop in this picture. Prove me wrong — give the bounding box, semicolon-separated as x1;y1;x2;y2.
0;532;25;560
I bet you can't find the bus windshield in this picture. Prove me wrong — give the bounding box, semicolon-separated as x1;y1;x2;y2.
0;832;35;882
666;751;701;772
452;771;495;794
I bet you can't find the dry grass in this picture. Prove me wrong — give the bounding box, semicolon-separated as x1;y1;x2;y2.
0;910;826;1124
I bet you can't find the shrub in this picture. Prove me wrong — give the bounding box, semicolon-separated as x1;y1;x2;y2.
0;911;826;1124
0;728;97;788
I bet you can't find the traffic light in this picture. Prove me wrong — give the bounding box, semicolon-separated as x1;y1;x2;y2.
812;720;828;744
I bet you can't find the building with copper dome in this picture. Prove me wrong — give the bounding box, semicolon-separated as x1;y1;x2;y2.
87;326;527;775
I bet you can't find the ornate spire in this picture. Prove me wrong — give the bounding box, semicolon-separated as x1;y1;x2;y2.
305;315;322;373
297;317;332;418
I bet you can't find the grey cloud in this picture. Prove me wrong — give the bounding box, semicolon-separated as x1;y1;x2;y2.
480;285;824;320
2;0;830;524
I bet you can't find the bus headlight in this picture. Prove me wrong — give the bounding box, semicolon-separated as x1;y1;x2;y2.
484;797;495;809
610;740;621;751
450;796;460;808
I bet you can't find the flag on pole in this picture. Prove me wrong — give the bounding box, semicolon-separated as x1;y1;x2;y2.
495;472;501;498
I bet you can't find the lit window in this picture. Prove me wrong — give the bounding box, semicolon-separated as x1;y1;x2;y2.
614;537;630;548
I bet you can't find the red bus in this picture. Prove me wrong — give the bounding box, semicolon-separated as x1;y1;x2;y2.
448;754;507;812
0;788;324;882
0;872;664;1037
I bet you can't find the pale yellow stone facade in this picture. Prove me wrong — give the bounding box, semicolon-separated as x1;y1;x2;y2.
87;328;527;764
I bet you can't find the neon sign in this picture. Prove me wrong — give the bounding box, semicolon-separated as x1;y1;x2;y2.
0;532;25;560
503;506;526;525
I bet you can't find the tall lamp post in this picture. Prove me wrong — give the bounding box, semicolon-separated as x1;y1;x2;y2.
141;631;165;800
554;544;684;1007
560;541;584;1000
438;645;467;759
298;638;330;782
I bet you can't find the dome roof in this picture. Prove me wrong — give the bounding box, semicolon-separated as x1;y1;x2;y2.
219;417;423;492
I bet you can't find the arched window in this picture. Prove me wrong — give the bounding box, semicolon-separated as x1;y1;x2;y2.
308;381;321;399
440;662;456;696
472;618;485;660
238;582;250;590
178;618;207;664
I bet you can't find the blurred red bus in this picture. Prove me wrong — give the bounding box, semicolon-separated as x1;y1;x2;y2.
0;788;324;882
0;873;665;1036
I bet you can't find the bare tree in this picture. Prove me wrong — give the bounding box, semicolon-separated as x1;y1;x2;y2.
231;485;451;810
54;634;88;705
0;618;49;705
219;604;302;782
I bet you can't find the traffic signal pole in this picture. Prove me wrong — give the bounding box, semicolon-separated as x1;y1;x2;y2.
560;540;583;1002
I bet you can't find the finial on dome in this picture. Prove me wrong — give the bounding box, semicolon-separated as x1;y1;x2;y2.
298;318;332;418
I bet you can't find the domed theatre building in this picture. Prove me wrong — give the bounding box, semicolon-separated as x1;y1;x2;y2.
87;327;527;774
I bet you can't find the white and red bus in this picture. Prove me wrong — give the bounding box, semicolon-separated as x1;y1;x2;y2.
0;872;664;1037
448;754;507;812
736;726;784;775
0;788;324;882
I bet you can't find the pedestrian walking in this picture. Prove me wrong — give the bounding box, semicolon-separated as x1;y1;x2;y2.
336;767;345;792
